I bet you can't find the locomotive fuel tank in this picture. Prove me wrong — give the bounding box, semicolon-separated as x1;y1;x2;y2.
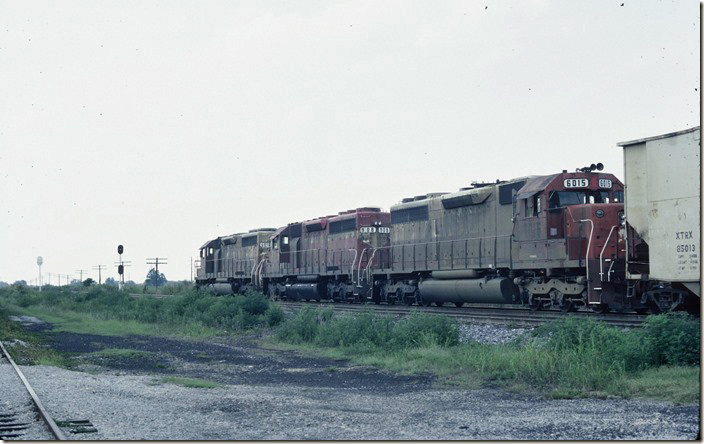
212;282;237;295
419;278;519;304
285;282;326;301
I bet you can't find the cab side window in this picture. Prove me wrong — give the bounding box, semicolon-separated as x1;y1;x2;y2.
532;194;541;216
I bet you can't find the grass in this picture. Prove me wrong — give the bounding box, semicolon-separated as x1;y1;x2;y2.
622;366;700;404
159;376;223;389
0;285;284;338
0;285;699;403
270;307;700;402
0;315;73;368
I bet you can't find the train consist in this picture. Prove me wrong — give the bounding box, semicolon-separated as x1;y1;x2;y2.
196;127;700;314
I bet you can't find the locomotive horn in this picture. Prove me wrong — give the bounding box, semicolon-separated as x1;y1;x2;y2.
596;162;604;171
590;163;597;171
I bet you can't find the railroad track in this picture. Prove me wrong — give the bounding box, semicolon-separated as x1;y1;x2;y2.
277;300;648;328
0;341;66;440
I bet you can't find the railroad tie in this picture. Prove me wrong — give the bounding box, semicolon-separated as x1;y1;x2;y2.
0;413;28;439
56;419;98;434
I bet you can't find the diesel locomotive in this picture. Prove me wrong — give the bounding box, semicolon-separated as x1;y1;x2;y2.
196;166;662;313
196;128;700;314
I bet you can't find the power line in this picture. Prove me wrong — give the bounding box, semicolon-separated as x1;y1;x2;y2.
58;274;71;286
145;257;167;288
75;269;88;283
92;265;106;285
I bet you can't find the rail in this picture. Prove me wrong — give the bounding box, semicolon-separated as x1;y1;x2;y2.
0;341;66;440
278;300;648;329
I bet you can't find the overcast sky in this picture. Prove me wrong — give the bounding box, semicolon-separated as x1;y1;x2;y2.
1;0;699;284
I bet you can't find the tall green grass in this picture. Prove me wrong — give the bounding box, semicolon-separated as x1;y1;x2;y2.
276;308;458;351
273;308;699;401
0;285;285;337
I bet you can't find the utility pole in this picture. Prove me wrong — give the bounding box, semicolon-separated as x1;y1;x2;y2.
93;265;106;285
146;257;168;289
190;256;193;282
76;269;87;284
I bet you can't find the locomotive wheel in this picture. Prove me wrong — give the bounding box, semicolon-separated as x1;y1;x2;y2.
399;289;413;306
528;296;542;311
434;301;444;307
454;302;464;308
591;303;609;314
559;299;575;312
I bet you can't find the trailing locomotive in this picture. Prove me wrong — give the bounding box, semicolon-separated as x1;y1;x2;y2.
195;127;700;314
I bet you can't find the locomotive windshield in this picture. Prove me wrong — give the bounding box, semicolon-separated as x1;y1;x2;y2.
548;190;613;209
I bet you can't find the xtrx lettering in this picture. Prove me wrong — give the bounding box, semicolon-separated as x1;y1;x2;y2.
675;231;694;240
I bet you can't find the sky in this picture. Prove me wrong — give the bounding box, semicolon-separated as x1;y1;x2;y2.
0;0;700;284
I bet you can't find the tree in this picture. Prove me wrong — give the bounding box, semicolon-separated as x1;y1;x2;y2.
83;278;95;287
104;277;118;287
145;268;167;287
13;280;27;287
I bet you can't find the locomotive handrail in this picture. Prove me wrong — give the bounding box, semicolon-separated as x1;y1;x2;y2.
365;248;378;283
348;249;358;283
357;248;369;286
253;258;266;287
599;225;619;282
362;235;512;272
579;218;595;301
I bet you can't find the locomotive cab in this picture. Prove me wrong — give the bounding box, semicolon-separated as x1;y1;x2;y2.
512;167;625;310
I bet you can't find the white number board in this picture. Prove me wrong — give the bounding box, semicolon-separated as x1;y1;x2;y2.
563;178;589;188
360;226;391;234
598;178;612;188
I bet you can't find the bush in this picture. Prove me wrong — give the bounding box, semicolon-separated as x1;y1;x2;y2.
264;304;285;327
315;311;394;349
0;286;281;334
642;313;700;366
276;308;459;352
241;292;269;316
391;312;460;348
275;308;320;343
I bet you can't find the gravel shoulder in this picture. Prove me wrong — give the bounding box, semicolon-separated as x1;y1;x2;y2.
3;320;701;440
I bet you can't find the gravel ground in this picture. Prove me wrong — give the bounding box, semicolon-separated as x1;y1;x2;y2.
0;350;55;440
458;322;533;344
1;318;700;440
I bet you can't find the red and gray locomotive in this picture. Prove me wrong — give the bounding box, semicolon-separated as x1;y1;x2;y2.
195;166;662;313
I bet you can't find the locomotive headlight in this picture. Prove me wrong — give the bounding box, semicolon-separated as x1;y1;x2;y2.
595;209;605;218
